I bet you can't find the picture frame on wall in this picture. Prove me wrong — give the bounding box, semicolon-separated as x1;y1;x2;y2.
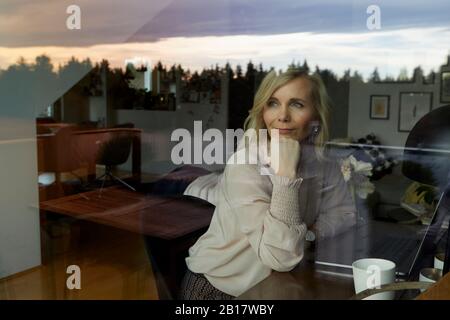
370;95;390;120
440;71;450;103
398;92;433;132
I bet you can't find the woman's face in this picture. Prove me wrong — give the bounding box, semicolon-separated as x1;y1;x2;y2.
262;77;317;142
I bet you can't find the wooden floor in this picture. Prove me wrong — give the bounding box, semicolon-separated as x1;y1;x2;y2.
0;221;160;300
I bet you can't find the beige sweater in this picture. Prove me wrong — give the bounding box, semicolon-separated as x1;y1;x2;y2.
185;144;356;297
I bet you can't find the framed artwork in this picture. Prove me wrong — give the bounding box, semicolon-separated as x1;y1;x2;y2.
370;95;390;119
398;92;433;132
440;71;450;103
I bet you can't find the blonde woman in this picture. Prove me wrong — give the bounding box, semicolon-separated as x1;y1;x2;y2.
179;68;356;300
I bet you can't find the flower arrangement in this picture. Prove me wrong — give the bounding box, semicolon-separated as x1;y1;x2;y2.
340;155;375;199
352;134;399;181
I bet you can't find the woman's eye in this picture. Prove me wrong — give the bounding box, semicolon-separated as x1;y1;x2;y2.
267;100;278;107
291;102;303;108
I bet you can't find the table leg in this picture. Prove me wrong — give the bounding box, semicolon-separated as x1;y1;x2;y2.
132;133;141;184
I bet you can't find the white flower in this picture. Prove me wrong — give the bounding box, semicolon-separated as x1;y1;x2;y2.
340;155;375;199
348;155;373;177
340;158;352;182
355;178;376;199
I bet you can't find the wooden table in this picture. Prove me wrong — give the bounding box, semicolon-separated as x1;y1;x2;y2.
40;186;214;299
238;246;450;300
237;249;355;300
417;271;450;300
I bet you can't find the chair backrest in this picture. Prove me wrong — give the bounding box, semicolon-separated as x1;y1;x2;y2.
113;122;135;129
402;105;450;190
37;124;79;173
96;134;133;166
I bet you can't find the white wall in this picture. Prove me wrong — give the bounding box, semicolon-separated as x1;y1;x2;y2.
0;59;92;279
115;73;229;175
89;96;107;125
115;101;229;174
348;73;442;148
0;121;41;279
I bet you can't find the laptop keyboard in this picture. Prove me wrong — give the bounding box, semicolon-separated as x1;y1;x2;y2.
369;236;420;266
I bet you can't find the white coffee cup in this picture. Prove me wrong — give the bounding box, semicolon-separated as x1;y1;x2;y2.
352;258;396;300
434;253;445;270
419;268;442;292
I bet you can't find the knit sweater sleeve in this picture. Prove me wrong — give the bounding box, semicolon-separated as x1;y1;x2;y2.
222;163;307;272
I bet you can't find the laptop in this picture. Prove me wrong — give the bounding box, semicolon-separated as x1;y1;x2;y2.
315;190;448;279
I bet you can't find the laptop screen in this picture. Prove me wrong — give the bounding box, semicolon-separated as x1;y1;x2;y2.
409;187;450;277
314;189;448;279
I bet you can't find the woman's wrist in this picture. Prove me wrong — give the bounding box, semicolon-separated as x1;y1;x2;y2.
269;175;303;225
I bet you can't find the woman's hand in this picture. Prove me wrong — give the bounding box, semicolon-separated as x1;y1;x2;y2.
270;136;301;179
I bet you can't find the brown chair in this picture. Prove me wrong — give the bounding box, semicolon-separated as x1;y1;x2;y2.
94;134;136;192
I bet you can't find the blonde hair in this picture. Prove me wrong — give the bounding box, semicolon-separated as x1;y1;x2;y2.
243;67;330;160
